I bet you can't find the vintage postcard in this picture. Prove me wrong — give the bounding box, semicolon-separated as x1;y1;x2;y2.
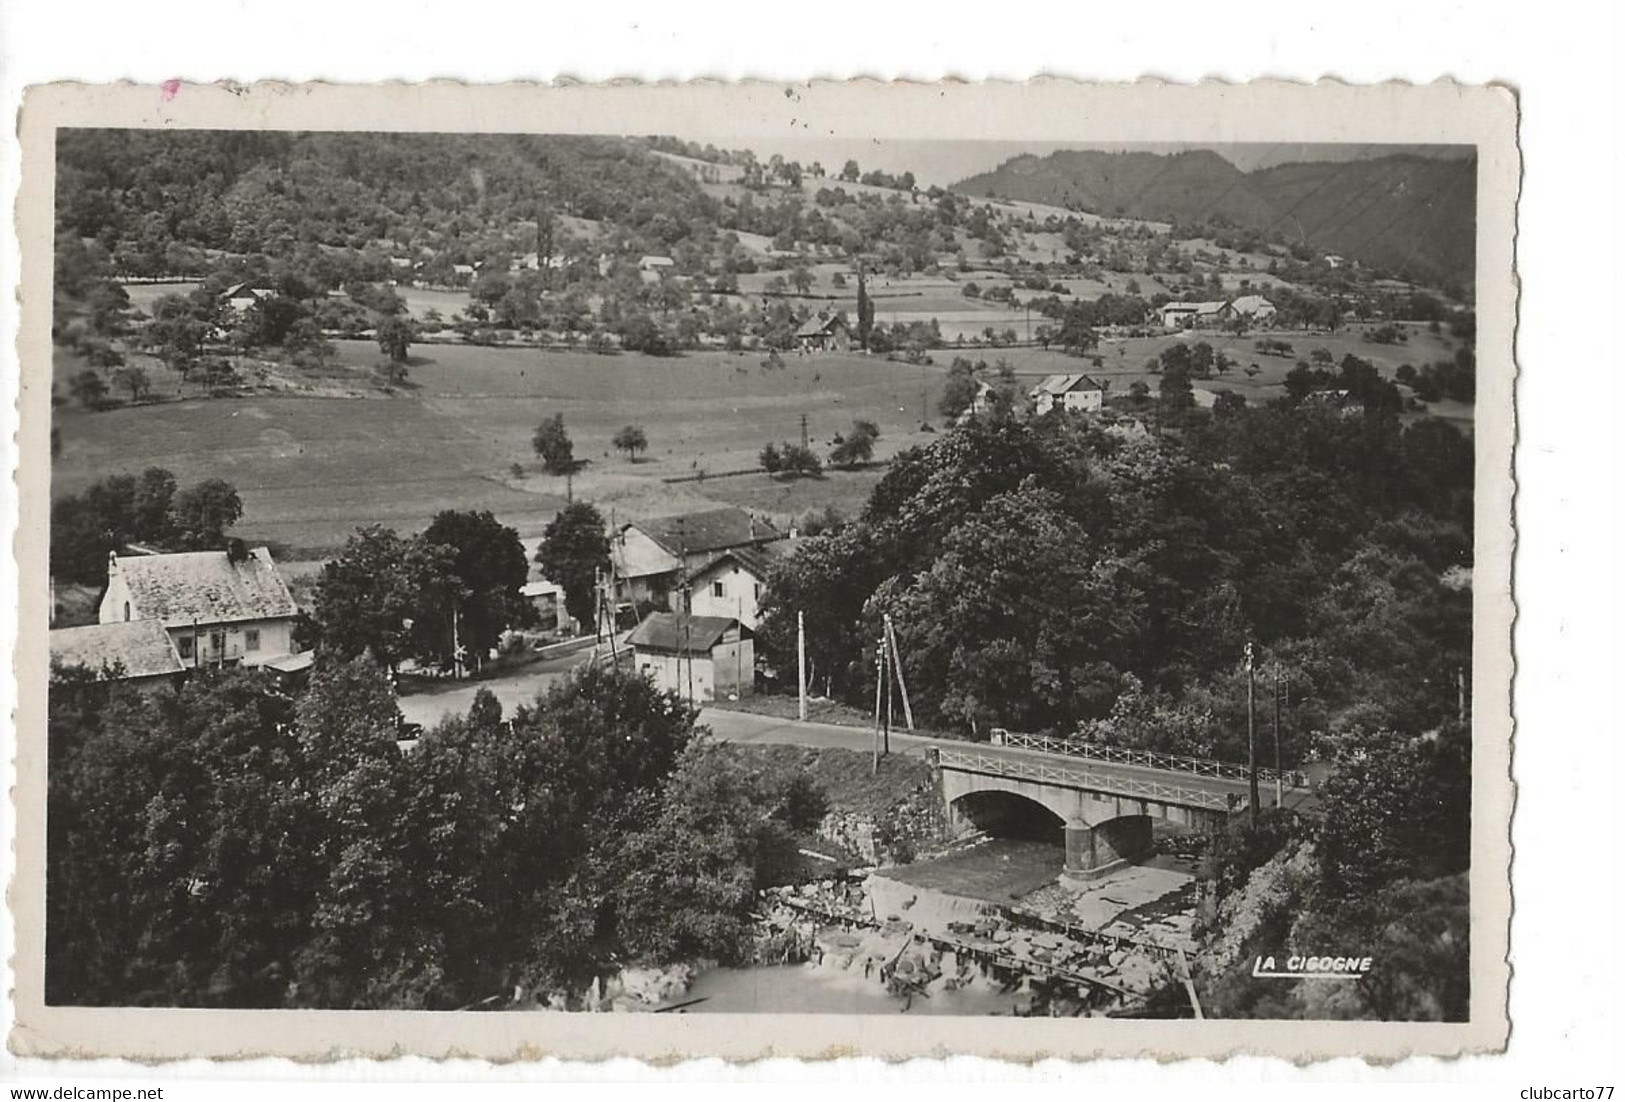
8;80;1517;1063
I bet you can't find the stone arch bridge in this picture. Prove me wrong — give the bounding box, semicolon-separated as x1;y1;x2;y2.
931;735;1313;879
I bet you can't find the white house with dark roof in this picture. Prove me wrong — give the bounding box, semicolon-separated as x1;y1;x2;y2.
612;507;782;610
1030;373;1105;416
627;612;754;703
99;546;301;669
1157;300;1228;328
49;619;185;689
679;542;793;630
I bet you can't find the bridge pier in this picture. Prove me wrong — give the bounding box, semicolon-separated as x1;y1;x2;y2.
1063;815;1154;880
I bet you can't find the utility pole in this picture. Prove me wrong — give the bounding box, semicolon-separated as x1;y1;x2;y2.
1457;666;1467;723
871;633;885;775
1246;642;1260;824
1272;664;1283;809
799;412;809;451
797;610;808;721
883;613;915;731
882;628;892;758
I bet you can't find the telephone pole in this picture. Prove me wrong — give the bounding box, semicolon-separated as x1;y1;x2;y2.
797;610;808;721
1246;642;1260;824
1272;664;1283;809
799;412;809;451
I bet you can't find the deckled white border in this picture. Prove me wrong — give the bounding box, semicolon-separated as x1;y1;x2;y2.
6;79;1516;1065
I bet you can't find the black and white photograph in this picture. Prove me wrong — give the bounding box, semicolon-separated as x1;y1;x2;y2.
10;80;1518;1062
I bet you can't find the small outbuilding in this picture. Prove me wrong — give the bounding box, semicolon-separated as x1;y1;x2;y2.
627;612;754;703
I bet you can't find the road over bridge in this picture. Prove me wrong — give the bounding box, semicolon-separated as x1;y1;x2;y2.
699;709;1318;878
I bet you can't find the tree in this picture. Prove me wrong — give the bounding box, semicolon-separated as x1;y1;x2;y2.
376;315;415;364
939;358;982;421
829;419;879;468
789;266;814;295
112;365;151;403
536;501;610;630
840;159;861;182
419;510;535;672
759;441;783;474
169;478;243;548
613;424;648;461
532;414;575;474
310;526;454;672
69;369;108;409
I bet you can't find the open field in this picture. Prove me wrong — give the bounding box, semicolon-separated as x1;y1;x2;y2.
52;341;952;556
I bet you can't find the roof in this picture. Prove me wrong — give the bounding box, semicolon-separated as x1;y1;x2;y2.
51;619;184;680
632;508;782;558
639;255;675;267
1031;373;1104;397
681;543;781;587
1161;300;1226;314
1228;294;1276;314
628;612;748;654
520;579;564;598
262;650;314;674
795;313;849;338
115;548;298;629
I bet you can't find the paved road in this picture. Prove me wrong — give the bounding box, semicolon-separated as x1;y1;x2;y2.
699;707;1317;813
397;650;594;728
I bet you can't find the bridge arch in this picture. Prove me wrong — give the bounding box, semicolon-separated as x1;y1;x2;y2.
949;788;1068;844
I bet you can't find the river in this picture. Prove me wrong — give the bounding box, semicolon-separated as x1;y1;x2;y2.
682;960;1026;1016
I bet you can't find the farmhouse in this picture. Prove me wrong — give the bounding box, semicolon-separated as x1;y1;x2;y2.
627;612;754;703
219;283;278;313
1157;300;1227;328
638;255;676;283
680;543;788;630
612;507;782;611
100;546;301;669
1225;294;1278;322
1031;373;1105;416
49;619;185;690
794;312;852;352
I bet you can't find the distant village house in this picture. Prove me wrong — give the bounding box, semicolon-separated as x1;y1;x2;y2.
1031;373;1105;416
794;312;852;353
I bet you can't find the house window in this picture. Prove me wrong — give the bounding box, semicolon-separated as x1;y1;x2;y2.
712;581;725;599
177;635;194;660
210;630;226;655
754;583;762;600
245;628;261;652
123;601;131;622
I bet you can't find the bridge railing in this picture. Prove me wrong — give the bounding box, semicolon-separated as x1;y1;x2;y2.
936;748;1239;812
991;729;1310;790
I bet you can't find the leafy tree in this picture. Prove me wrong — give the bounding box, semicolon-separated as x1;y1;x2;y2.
112;364;151;403
375;315;415;365
829;419;879;468
532;414;575;474
758;441;783;474
169;478;243;549
939;358;982;421
536;501;610;629
613;424;648;461
69;369;108;409
419;510;535;672
310;525;455;672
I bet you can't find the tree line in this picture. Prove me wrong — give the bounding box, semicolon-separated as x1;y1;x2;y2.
47;659;824;1008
